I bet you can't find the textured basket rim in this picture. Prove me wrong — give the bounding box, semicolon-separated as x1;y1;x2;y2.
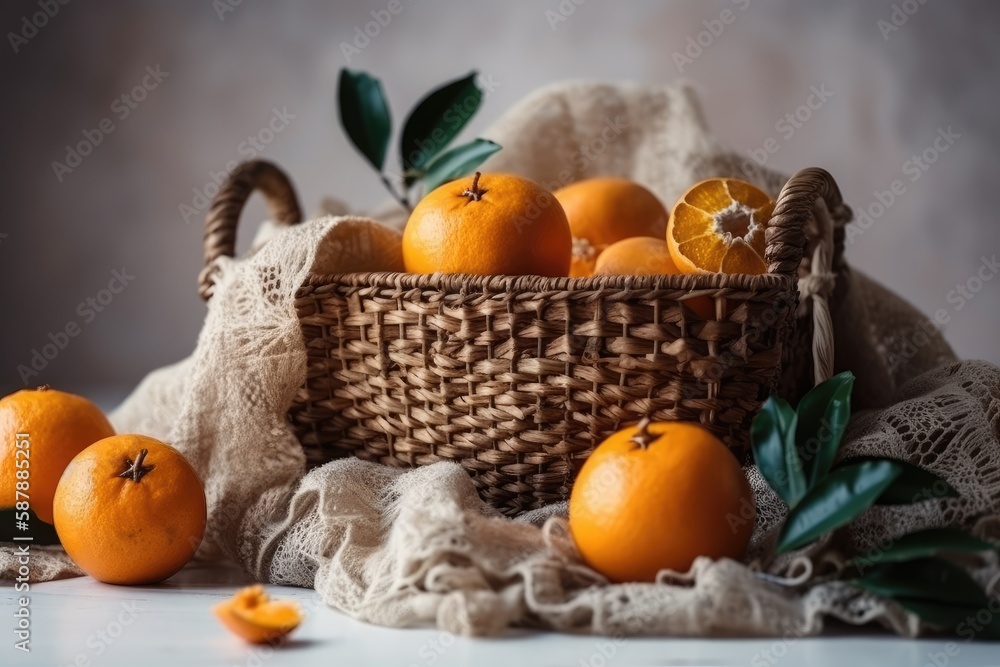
300;270;794;294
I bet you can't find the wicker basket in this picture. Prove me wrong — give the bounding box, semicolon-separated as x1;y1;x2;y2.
199;161;849;516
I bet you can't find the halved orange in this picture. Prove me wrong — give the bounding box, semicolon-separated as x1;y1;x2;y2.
666;179;775;275
213;585;301;645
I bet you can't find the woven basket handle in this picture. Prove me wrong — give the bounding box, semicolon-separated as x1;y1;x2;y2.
768;167;849;385
198;160;302;300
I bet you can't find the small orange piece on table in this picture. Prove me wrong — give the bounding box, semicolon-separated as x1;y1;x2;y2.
569;418;755;583
213;585;302;644
53;434;207;585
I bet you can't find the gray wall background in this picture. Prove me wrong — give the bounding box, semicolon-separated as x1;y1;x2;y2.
1;0;998;405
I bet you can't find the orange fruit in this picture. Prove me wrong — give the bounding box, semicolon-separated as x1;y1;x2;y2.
53;434;207;585
213;585;302;644
554;178;668;277
592;237;677;276
666;178;775;274
402;172;571;276
0;385;115;526
569;418;754;583
592;237;718;319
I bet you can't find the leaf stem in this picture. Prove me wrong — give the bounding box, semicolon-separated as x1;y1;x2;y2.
380;174;412;213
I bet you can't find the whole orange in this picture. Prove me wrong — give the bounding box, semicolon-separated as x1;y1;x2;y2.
0;385;115;526
592;237;678;276
53;434;207;585
592;238;718;319
402;172;571;276
554;178;668;277
569;419;754;583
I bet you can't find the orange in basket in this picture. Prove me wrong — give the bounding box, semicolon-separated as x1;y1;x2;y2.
555;177;669;277
402;172;572;277
667;178;775;275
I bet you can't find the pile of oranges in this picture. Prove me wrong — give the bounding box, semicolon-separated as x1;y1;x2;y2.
0;386;301;644
402;171;766;582
402;171;776;288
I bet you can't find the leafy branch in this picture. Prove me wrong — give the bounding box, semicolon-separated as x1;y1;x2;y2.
752;371;1000;638
337;69;502;212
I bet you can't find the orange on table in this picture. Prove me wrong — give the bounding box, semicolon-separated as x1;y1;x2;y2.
666;178;775;275
53;434;207;585
554;177;668;277
569;418;754;583
0;385;115;525
592;237;717;319
402;172;571;277
213;585;302;644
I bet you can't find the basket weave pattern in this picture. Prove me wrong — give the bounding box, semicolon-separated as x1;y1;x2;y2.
202;162;846;516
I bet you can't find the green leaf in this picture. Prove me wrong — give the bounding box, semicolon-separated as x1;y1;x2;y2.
400;71;482;185
777;459;900;553
893;599;1000;640
420;139;502;193
751;396;806;507
795;371;854;487
839;456;959;505
853;557;990;608
852;528;998;568
338;69;392;171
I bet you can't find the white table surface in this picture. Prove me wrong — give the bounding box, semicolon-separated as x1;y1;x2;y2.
4;562;998;667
